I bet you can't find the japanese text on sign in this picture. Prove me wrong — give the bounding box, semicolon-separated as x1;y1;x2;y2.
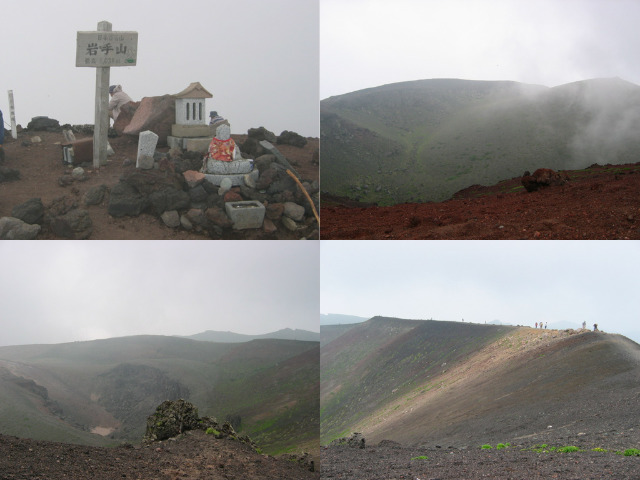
76;31;138;67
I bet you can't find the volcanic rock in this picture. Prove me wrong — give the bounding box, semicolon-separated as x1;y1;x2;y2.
521;168;569;192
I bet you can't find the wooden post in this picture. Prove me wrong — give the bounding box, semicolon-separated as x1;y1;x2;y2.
7;90;17;139
93;21;111;168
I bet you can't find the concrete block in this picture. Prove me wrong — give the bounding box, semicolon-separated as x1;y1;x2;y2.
203;173;245;187
225;201;265;230
204;158;254;175
171;124;212;137
185;137;213;153
166;136;185;150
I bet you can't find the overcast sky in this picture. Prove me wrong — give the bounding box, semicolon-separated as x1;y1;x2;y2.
0;241;319;347
1;0;318;137
321;0;640;99
321;241;640;344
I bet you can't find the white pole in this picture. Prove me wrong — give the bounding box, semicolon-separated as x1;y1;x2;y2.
7;90;17;139
93;20;111;168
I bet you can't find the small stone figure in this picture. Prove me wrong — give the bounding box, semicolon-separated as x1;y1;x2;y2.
582;321;587;330
593;323;599;331
206;123;240;163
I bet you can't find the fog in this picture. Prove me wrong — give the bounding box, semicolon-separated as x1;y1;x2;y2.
321;0;640;100
0;241;320;347
1;0;319;137
321;241;640;344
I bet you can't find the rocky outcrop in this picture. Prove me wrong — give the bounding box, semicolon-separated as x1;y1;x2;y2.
521;168;569;192
123;95;175;146
277;130;307;148
26;116;61;132
143;399;258;451
329;432;366;449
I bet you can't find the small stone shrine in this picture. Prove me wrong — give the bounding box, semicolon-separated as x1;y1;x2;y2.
167;82;214;152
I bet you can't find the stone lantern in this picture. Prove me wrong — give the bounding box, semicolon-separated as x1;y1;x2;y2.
171;82;213;138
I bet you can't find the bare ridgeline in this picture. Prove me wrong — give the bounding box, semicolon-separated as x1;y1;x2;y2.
0;84;318;240
321;317;640;479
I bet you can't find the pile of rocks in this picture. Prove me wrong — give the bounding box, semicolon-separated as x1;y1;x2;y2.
143;399;257;450
0;195;93;240
328;432;366;449
102;136;318;238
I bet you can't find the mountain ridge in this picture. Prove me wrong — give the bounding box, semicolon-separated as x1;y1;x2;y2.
320;317;640;449
321;77;640;205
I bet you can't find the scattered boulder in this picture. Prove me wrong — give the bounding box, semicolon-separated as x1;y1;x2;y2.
0;166;20;183
183;170;205;188
107;182;149;217
50;209;93;239
277;130;307;148
283;201;305;222
240;137;267;157
521;168;569;192
58;174;74;187
11;198;44;225
161;210;181;228
84;184;109;206
281;216;298;231
0;217;41;239
247;126;277;143
26;116;61;132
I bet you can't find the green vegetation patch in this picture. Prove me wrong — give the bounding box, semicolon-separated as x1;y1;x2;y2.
621;449;640;456
411;455;429;461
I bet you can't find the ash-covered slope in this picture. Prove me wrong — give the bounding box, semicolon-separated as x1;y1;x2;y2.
321;317;640;450
0;429;319;480
321;77;640;205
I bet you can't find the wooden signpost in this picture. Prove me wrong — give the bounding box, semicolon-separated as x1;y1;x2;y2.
76;21;138;168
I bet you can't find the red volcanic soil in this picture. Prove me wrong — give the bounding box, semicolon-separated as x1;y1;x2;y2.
320;163;640;239
0;129;318;240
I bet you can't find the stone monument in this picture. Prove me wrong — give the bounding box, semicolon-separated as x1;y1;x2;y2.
137;130;159;169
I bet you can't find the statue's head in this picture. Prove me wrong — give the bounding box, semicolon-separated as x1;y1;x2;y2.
215;123;231;141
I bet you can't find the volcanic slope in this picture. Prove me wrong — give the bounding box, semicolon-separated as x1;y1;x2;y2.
320;317;640;451
321;77;640;205
0;335;319;455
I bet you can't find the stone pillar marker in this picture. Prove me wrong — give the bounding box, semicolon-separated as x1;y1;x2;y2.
7;90;17;139
76;21;138;169
137;130;159;169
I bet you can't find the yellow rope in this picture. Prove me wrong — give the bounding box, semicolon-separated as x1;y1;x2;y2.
286;169;320;227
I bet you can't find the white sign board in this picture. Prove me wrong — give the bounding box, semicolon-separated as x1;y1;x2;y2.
76;31;138;67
